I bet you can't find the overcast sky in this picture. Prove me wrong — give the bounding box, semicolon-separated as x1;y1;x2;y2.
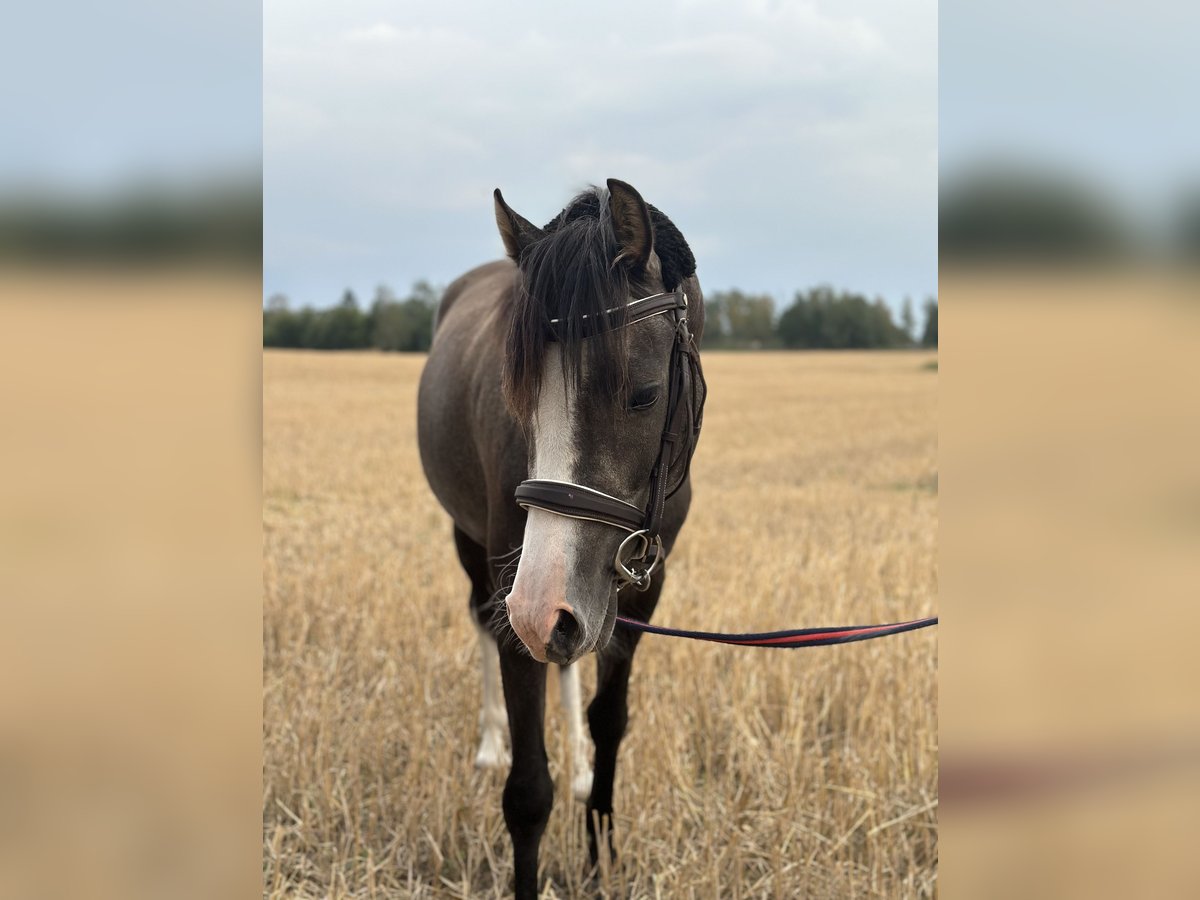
265;0;937;310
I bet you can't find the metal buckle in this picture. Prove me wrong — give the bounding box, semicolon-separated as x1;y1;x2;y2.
614;529;663;591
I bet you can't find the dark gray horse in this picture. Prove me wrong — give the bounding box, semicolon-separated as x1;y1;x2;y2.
417;179;705;898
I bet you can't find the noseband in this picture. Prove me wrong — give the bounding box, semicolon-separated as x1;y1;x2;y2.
514;290;707;590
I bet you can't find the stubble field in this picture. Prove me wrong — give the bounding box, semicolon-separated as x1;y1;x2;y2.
264;349;938;898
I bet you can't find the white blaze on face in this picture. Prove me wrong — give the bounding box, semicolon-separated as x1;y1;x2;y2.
506;346;581;660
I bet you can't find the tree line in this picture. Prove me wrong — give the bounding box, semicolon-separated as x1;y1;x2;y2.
263;282;937;352
705;287;936;350
263;281;440;351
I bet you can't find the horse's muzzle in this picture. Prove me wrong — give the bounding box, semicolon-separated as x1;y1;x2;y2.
506;589;591;664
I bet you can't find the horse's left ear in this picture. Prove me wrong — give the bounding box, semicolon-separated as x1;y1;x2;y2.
607;178;654;271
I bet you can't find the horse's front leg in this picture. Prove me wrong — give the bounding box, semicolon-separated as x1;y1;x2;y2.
498;646;552;900
558;662;593;801
585;574;662;867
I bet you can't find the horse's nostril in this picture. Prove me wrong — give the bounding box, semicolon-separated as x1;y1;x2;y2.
555;609;581;646
545;609;583;664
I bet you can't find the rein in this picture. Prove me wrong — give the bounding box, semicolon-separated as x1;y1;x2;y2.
615;614;938;648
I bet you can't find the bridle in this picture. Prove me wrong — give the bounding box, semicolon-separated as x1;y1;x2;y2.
513;290;707;590
508;291;940;653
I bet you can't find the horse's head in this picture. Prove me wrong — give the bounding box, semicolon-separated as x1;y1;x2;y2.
494;180;704;665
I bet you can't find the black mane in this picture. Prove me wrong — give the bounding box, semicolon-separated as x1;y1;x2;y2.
542;192;696;293
502;186;695;423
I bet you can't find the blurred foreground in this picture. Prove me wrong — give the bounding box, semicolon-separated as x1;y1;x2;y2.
0;269;262;900
940;266;1200;898
941;0;1199;889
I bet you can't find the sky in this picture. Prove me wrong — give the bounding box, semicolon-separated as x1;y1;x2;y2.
264;0;937;311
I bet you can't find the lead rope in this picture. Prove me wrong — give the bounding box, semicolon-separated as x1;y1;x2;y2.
614;615;937;648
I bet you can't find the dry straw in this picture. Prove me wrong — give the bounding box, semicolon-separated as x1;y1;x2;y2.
264;350;938;898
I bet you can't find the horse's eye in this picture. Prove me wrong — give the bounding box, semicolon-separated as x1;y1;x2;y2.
629;385;660;411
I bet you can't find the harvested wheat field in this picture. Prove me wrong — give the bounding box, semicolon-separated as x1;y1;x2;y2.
264;349;938;899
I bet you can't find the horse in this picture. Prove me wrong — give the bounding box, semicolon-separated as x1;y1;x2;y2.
417;179;706;898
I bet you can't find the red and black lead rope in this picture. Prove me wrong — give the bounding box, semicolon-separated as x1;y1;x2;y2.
615;615;937;648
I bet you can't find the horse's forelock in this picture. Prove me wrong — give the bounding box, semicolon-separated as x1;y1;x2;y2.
502;188;632;422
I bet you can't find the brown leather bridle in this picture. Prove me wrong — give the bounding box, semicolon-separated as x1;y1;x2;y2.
514;290;706;590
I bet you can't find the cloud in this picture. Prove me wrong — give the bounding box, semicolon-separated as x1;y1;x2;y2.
264;0;936;307
342;22;401;43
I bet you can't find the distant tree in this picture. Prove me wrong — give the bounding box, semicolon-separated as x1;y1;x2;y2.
373;284;397;306
921;298;938;348
292;308;315;345
702;293;730;346
707;290;774;347
901;296;915;340
263;293;304;348
777;285;911;349
370;281;439;351
822;293;873;347
777;285;827;349
301;289;369;349
408;279;439;308
299;311;326;349
366;284;395;342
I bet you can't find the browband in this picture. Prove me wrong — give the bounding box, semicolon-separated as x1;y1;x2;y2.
546;290;687;340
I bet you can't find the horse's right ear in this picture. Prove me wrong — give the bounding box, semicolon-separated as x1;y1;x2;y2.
494;189;543;262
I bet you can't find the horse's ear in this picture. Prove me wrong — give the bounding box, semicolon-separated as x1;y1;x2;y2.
606;178;654;270
494;189;543;262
